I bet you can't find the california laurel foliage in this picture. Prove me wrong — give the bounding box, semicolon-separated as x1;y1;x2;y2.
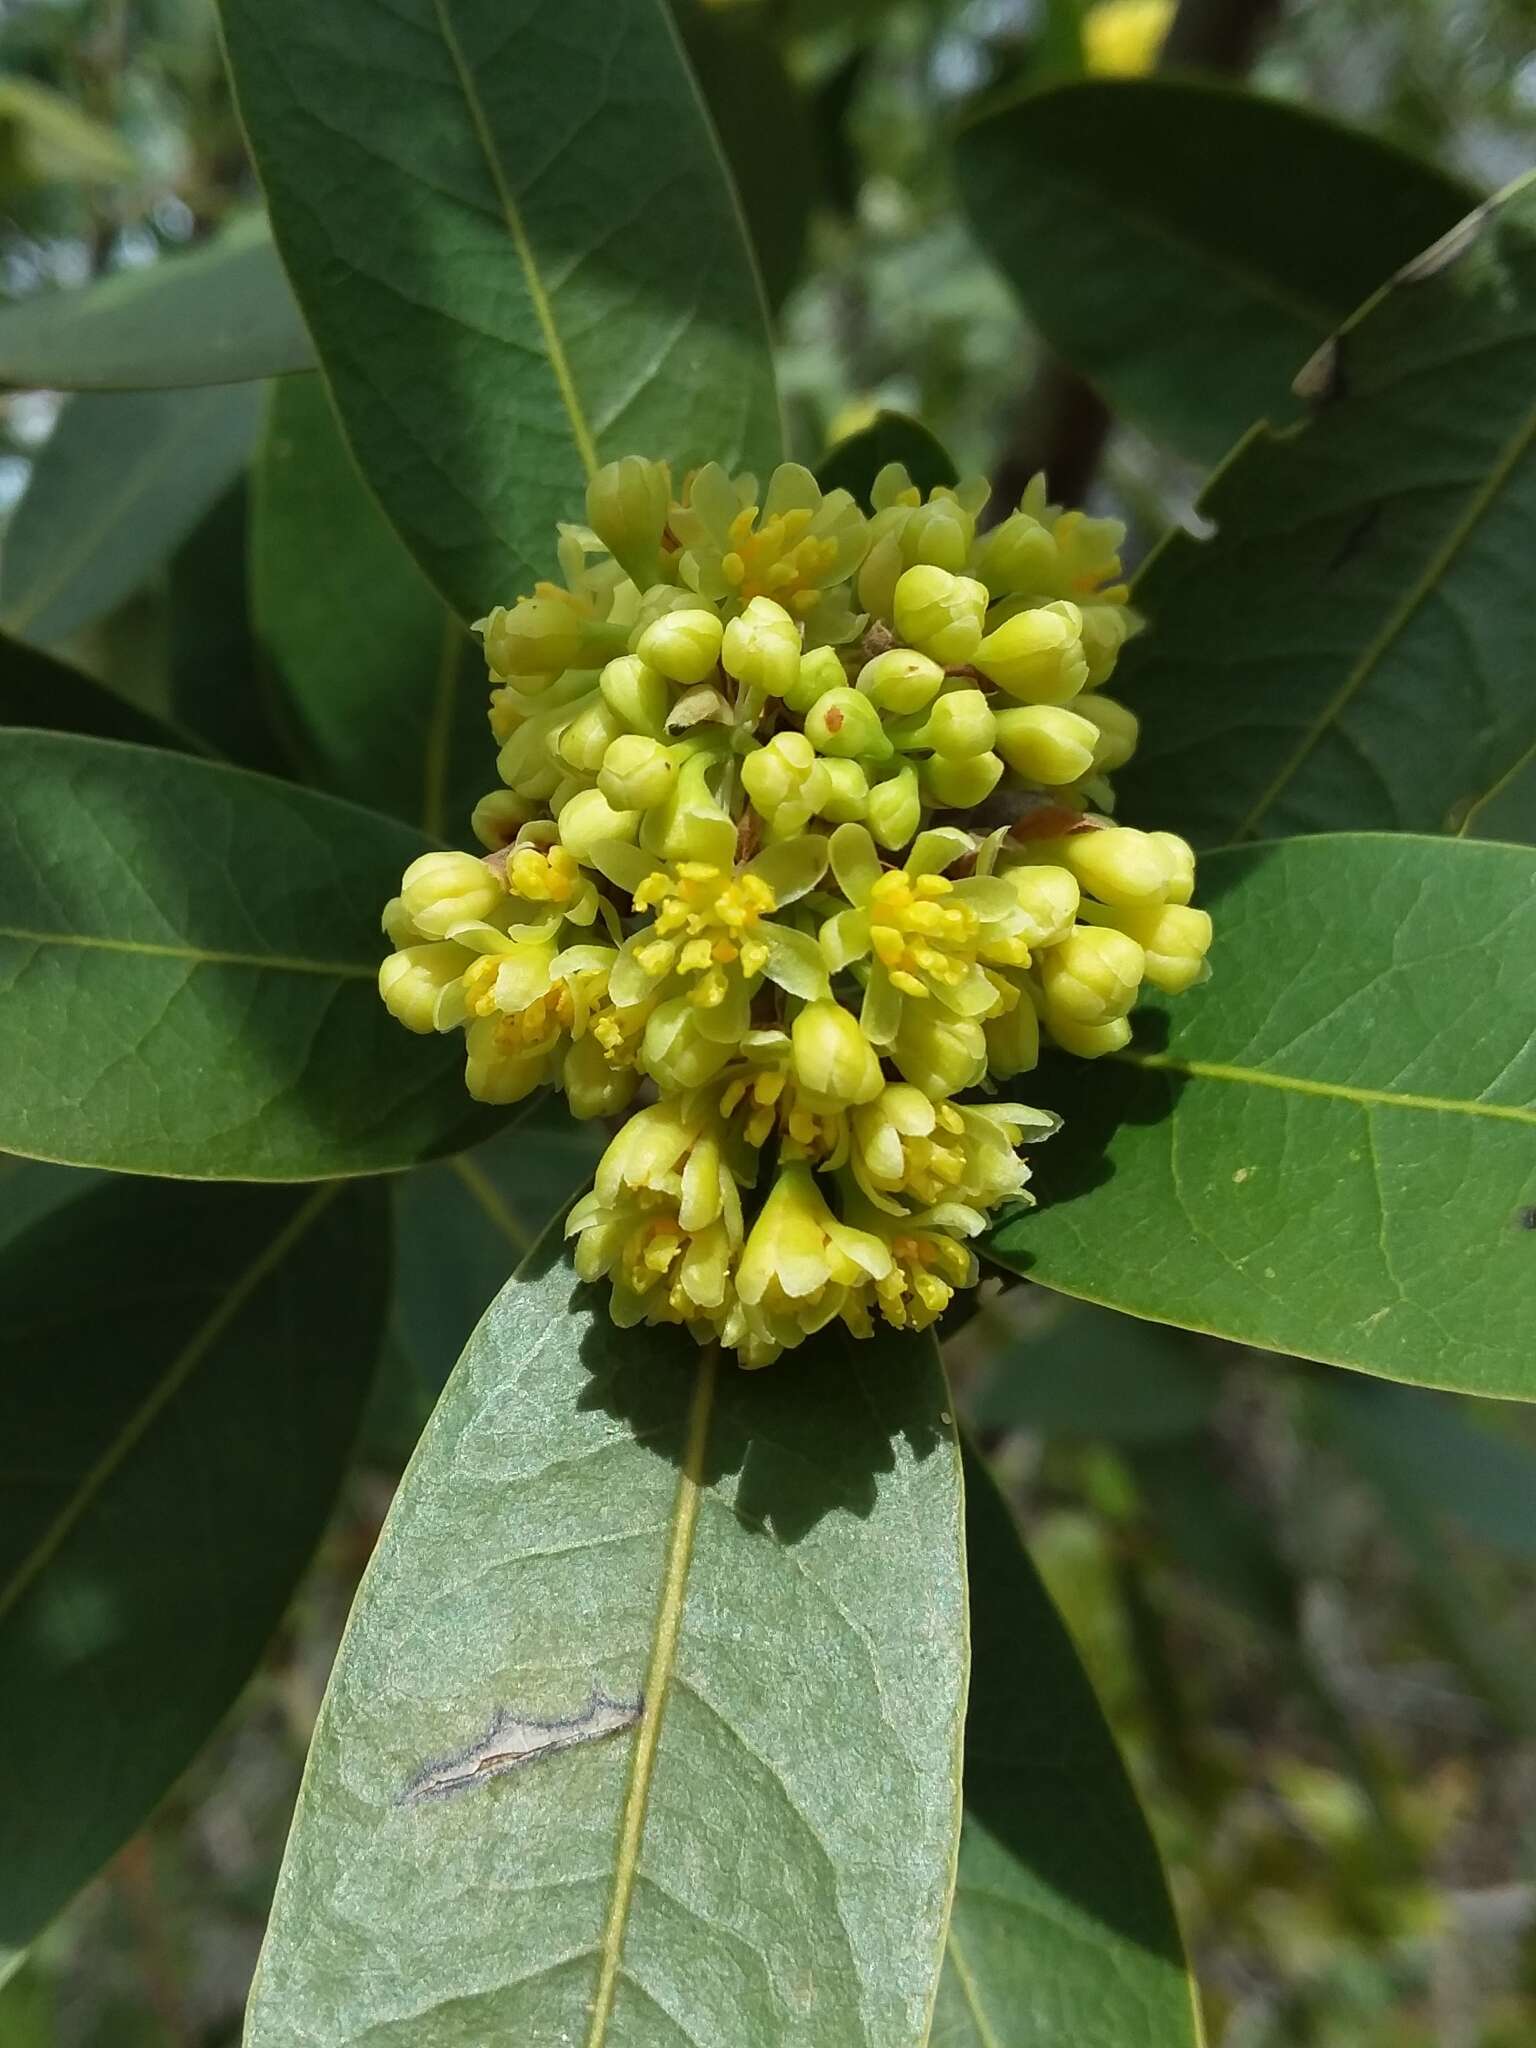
0;3;1533;2045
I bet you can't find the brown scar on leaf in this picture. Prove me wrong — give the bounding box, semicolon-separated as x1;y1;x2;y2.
1293;335;1348;407
398;1690;643;1804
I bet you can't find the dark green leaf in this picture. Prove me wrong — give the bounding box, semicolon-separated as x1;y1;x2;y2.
0;213;313;391
816;413;960;509
167;482;291;775
1118;174;1536;845
672;0;813;310
369;1102;602;1459
955;79;1475;464
964;1298;1218;1442
932;1446;1199;2048
0;385;263;648
252;376;491;833
246;1246;965;2045
0;629;191;751
0;730;492;1178
985;835;1536;1398
0;1175;390;1954
219;0;781;622
0;1155;102;1244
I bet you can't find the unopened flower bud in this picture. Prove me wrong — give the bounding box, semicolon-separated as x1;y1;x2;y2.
742;730;825;824
722;594;801;696
1148;831;1196;905
975;601;1089;703
857;646;945;715
805;687;892;760
1075;693;1140;772
921;750;1003;807
378;943;466;1034
970;512;1056;598
1039;925;1146;1025
470;788;535;850
585;455;670;585
817;757;871;822
792;1000;885;1109
399;850;504;938
1060;825;1172;906
910;687;996;759
891;1004;987;1098
381;896;420;947
634;606;724;685
562;1032;640;1120
558;697;626;774
599;655;671;737
892;566;988;664
1084;900;1212;994
599;734;678;812
994;704;1098;785
1044;1012;1133;1058
984;989;1040;1076
643;747;739;867
1079;601;1134;686
642;996;734;1091
1002;862;1079;947
558;786;640;862
856;530;904;620
902;499;971;572
867;763;922;849
478;591;624;680
784;644;848;714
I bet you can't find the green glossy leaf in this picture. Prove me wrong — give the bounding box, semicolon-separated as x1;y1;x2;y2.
816;413;960;509
0;385;263;648
0;214;312;391
0;629;192;751
673;0;813;310
985;835;1536;1398
932;1446;1199;2048
955;79;1475;464
253;376;491;833
369;1101;602;1459
1118;173;1536;846
246;1246;965;2046
220;0;781;622
964;1298;1218;1443
0;1174;390;1954
0;730;492;1178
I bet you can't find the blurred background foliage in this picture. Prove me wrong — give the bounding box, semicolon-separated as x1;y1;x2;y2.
1;0;1534;2042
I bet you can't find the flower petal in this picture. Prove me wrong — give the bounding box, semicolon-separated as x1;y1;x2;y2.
829;822;881;905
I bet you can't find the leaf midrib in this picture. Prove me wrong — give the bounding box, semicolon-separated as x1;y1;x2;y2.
0;924;376;979
429;0;598;481
1233;379;1536;839
0;1182;339;1627
585;1347;718;2046
1117;1048;1536;1125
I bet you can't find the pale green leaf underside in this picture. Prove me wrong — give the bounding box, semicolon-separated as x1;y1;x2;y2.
986;835;1536;1398
932;1448;1201;2048
245;1248;966;2047
0;731;489;1179
0;1175;390;1955
0;212;314;391
1117;173;1536;846
219;0;782;622
955;78;1474;466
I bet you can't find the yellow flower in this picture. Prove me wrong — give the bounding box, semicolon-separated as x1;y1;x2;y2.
1083;0;1174;77
818;824;1029;1048
567;1100;744;1336
671;462;868;643
838;1196;980;1336
601;837;830;1046
735;1165;892;1366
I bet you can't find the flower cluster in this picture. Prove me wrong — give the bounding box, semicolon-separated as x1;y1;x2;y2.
378;455;1212;1365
